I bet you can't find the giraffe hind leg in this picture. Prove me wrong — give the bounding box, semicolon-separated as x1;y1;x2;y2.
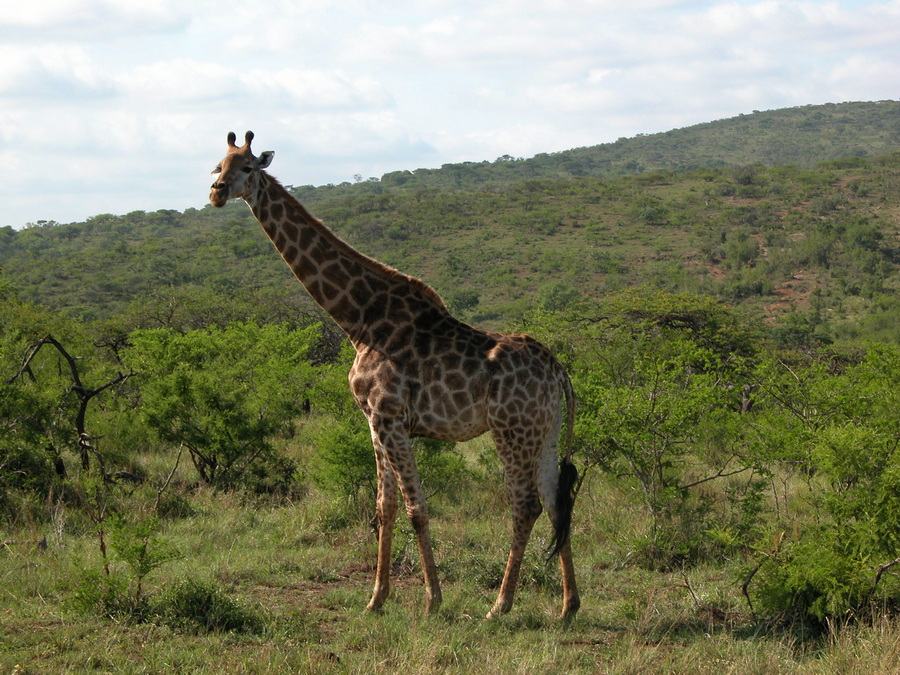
487;483;543;619
556;460;580;619
486;428;546;619
556;539;580;620
536;442;580;620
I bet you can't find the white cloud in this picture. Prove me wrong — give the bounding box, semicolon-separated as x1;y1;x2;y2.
245;69;390;110
1;0;898;227
0;0;190;41
115;58;392;112
121;60;235;104
828;54;900;98
0;45;112;98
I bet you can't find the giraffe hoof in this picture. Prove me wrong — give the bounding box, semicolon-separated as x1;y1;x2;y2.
560;596;581;621
425;595;442;616
485;603;508;620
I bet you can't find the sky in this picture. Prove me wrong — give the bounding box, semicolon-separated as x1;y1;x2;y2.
1;0;898;229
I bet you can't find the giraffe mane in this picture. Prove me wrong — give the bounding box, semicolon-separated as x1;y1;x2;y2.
264;174;449;313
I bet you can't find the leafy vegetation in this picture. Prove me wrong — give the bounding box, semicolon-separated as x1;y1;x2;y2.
2;101;900;671
124;323;319;490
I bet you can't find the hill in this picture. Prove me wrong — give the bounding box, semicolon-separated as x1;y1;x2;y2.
1;101;899;343
373;100;900;191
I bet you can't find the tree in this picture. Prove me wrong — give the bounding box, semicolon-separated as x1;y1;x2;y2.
527;289;762;567
9;336;134;470
0;295;134;520
125;322;320;490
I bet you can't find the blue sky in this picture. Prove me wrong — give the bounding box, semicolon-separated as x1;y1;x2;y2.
1;0;898;228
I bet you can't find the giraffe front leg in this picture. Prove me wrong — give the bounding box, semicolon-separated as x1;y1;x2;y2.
366;444;398;613
406;498;442;614
372;416;442;615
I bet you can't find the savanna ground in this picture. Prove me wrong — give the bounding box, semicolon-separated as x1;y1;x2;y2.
5;433;900;675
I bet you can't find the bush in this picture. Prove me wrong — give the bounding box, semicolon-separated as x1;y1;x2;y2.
416;437;473;503
125;322;319;489
71;568;139;620
1;442;57;500
749;346;900;626
0;373;66;523
309;414;375;499
159;579;264;634
310;415;472;507
752;524;898;626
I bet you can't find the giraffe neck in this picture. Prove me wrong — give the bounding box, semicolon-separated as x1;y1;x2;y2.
243;173;450;347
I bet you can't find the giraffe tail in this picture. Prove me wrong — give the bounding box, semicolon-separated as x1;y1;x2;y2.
547;370;578;560
562;369;575;465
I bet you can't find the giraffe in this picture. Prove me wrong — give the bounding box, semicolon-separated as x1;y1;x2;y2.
209;131;580;620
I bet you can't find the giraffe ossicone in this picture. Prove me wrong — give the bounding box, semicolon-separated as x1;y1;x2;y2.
209;131;580;619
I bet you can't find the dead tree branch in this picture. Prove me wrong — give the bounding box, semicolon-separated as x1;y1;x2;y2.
10;335;135;469
872;557;900;595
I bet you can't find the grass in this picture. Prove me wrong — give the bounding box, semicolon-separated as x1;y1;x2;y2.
5;446;900;674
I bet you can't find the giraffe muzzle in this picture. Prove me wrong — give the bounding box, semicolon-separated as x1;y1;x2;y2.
209;182;229;206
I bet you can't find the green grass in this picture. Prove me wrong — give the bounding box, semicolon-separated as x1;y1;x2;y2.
4;452;900;674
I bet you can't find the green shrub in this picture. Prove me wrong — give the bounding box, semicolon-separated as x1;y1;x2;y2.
125;322;319;489
751;525;897;626
159;579;264;634
108;515;181;604
310;415;472;507
0;442;58;522
309;414;374;499
71;568;139;620
416;437;473;503
749;347;900;626
0;373;65;524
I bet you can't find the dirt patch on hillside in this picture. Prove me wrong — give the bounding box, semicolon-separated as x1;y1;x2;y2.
764;270;818;323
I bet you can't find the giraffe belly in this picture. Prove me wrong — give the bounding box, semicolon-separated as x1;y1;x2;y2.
408;408;490;443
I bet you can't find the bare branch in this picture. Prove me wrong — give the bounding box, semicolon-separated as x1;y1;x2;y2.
741;532;785;618
8;336;57;384
680;571;702;608
679;457;751;491
9;334;135;469
154;444;184;513
872;557;900;594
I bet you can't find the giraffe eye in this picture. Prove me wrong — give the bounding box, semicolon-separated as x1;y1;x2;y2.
212;166;222;175
241;166;253;174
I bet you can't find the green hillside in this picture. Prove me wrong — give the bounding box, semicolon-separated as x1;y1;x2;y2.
377;99;900;189
2;101;899;342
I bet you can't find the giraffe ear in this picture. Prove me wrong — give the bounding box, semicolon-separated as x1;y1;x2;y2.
257;151;274;169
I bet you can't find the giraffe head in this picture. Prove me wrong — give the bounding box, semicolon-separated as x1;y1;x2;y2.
209;131;274;207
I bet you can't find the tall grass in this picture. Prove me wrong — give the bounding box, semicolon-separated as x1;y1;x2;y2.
5;440;900;673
